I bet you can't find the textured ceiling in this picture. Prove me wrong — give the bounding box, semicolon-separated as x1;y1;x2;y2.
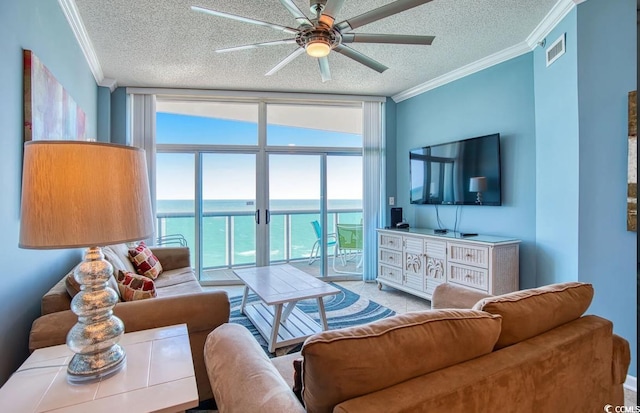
73;0;559;97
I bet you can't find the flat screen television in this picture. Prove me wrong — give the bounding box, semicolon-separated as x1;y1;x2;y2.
410;133;502;206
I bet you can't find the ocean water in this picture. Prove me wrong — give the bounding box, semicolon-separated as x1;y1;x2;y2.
157;199;362;268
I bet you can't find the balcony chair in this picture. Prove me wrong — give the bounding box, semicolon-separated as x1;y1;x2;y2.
333;223;363;275
308;220;337;264
156;234;188;247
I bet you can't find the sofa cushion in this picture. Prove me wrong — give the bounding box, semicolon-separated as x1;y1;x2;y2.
300;309;502;413
105;243;137;274
270;351;301;389
150;247;191;272
128;241;163;279
431;282;493;309
103;245;136;275
153;267;198;288
472;282;594;349
155;280;203;297
116;270;157;301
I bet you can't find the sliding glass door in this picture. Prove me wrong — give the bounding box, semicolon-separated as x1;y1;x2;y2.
201;153;256;283
156;153;196;264
328;155;363;275
268;154;323;267
155;98;364;283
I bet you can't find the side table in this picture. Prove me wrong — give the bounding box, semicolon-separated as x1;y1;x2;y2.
0;323;198;413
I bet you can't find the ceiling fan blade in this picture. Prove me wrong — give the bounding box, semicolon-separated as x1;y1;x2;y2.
279;0;313;26
191;6;298;35
265;47;305;76
333;44;388;73
335;0;433;32
342;33;435;45
216;39;297;53
318;57;331;82
318;0;345;28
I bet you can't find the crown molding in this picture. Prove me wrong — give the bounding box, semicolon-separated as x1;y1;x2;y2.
100;78;118;92
58;0;116;91
392;0;579;103
392;41;531;103
526;0;577;48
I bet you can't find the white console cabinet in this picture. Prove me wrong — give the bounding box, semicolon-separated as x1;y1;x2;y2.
377;228;520;301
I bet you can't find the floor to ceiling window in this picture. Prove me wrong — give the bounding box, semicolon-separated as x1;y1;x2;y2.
154;97;364;284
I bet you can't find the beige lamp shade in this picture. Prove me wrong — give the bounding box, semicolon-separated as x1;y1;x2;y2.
469;176;487;192
19;141;154;249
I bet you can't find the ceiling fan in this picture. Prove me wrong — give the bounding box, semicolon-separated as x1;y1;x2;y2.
191;0;435;82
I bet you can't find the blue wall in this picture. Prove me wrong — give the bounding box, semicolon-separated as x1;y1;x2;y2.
396;53;538;289
111;87;128;145
575;0;637;376
394;0;636;377
0;0;97;385
533;11;580;286
98;86;111;142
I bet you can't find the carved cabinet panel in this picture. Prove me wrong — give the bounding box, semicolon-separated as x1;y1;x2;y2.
377;229;520;301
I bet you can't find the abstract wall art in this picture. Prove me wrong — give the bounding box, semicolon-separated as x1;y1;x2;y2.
628;90;637;232
23;49;86;142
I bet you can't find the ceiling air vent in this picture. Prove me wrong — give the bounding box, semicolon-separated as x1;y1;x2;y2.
546;33;566;67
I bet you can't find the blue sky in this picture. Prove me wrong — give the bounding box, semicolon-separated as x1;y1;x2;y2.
155;112;363;201
156;113;362;146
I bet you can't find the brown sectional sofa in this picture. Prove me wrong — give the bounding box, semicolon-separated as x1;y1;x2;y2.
204;281;630;413
29;244;230;402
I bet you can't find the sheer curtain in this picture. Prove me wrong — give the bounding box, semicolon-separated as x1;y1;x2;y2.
362;101;385;282
129;93;157;236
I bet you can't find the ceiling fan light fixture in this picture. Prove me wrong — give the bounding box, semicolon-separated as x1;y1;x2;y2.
305;39;331;57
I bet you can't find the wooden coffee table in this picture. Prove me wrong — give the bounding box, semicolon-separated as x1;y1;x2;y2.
234;264;340;353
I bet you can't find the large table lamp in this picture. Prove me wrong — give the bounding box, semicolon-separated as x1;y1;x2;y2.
19;141;154;383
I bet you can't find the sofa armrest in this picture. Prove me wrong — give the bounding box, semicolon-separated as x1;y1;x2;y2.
431;283;493;309
150;246;191;271
41;274;73;315
204;323;305;413
30;290;229;351
611;334;630;385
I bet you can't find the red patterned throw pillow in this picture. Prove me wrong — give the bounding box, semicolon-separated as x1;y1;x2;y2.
128;241;163;279
117;270;157;301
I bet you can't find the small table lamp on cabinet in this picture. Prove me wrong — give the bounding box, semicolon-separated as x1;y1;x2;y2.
19;141;154;383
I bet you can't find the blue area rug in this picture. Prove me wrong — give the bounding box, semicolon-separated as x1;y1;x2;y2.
229;283;396;356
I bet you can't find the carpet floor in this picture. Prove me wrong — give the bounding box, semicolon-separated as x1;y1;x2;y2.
228;282;396;356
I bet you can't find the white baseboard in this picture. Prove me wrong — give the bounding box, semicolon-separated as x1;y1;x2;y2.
624;375;637;393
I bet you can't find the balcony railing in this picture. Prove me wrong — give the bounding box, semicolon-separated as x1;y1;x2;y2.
156;209;362;270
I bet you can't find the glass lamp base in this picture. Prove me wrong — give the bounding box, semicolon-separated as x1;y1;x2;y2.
66;247;126;384
67;347;126;384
